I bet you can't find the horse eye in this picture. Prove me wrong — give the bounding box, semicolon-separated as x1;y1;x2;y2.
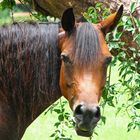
61;54;71;64
105;56;112;65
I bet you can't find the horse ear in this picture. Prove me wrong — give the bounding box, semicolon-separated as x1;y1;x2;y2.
61;8;75;33
100;5;123;34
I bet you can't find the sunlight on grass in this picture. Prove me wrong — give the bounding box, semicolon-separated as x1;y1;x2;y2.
22;100;140;140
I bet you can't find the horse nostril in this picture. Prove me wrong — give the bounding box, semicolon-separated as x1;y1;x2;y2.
94;106;100;119
74;104;83;115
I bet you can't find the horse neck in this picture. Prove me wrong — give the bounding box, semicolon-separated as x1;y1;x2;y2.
0;22;62;139
17;84;62;139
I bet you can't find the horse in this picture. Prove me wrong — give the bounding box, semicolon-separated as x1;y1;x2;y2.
0;5;123;140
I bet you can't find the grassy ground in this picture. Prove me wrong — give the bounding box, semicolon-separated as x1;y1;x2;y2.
22;64;140;140
22;103;140;140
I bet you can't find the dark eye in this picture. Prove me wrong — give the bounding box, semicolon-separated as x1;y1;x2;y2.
61;54;71;64
105;56;112;65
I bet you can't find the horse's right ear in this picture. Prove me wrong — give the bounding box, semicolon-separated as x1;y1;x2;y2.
61;8;75;33
100;5;123;34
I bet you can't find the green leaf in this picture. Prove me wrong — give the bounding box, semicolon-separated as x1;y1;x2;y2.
54;109;61;113
95;2;103;8
133;17;140;28
135;34;140;45
127;122;133;132
116;107;122;116
130;2;136;13
54;122;61;128
0;0;16;9
134;102;140;109
58;114;64;121
101;116;106;124
50;133;56;137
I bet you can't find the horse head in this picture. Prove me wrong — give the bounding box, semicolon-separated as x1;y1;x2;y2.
58;5;123;137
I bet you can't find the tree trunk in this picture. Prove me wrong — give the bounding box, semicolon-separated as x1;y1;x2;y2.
29;0;140;19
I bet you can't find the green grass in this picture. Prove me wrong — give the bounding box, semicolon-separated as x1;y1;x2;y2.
22;103;140;140
22;64;140;140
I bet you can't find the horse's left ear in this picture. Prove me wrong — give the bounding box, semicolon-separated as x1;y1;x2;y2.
61;8;75;33
100;5;123;34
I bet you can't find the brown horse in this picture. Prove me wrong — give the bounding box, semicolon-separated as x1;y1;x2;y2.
0;5;123;140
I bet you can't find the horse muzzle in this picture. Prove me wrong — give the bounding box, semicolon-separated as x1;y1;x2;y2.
73;104;101;137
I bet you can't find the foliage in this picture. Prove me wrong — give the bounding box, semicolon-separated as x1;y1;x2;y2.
104;2;140;132
0;0;16;9
45;99;74;140
83;2;110;22
0;0;49;22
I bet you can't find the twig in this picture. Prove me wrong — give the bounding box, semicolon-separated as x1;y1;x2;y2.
10;9;15;22
108;64;112;86
18;0;34;19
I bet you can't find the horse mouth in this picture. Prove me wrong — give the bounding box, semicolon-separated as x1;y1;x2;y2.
75;126;94;137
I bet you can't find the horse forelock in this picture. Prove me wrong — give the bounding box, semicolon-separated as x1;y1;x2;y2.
71;22;100;70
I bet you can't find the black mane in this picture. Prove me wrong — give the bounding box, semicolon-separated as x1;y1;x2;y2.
0;22;61;123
